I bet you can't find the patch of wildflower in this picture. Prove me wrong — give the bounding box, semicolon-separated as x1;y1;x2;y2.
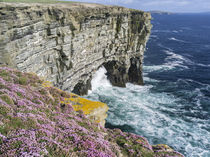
0;67;184;157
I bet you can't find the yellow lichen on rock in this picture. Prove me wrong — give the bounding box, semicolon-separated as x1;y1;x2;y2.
42;81;109;126
42;80;53;88
61;96;108;115
62;96;109;126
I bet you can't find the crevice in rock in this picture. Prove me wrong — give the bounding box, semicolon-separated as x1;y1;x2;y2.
128;57;143;85
103;61;128;87
72;78;92;95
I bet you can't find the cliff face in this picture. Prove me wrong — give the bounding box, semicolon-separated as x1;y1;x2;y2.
0;2;152;95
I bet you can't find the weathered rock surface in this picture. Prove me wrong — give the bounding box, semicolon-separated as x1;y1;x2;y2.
0;2;152;95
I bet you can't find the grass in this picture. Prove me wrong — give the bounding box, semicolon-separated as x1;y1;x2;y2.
0;94;14;105
0;105;11;116
0;116;37;135
0;0;74;3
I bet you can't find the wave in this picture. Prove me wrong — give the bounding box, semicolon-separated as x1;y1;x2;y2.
143;75;160;83
197;63;210;67
144;50;192;72
157;43;173;51
164;50;193;64
204;45;210;48
172;30;179;33
152;30;184;34
168;37;188;43
152;30;174;33
88;66;111;94
180;27;192;30
149;35;159;39
179;79;210;90
156;50;210;68
144;64;177;72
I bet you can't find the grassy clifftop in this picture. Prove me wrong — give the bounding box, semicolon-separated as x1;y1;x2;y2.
0;67;183;156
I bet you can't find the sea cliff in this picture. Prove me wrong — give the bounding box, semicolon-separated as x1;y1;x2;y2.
0;2;152;95
0;2;184;156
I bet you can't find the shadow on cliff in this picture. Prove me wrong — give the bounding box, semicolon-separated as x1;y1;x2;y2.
105;122;136;133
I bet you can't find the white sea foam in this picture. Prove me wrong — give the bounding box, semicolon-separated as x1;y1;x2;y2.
153;30;182;34
149;35;159;39
197;63;210;67
143;76;160;83
153;30;173;33
143;50;191;72
164;50;194;67
157;43;173;51
164;50;193;64
89;66;111;93
168;37;188;43
172;30;179;33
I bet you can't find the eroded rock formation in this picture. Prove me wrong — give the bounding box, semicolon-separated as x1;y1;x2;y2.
0;2;152;95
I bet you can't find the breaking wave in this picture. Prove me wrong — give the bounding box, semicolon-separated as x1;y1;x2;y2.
168;37;188;43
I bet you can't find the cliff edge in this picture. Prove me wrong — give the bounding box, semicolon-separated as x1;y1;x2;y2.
0;2;152;95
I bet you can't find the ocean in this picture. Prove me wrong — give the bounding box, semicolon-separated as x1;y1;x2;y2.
85;13;210;157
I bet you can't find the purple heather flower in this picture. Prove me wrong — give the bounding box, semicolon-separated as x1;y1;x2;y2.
0;133;5;139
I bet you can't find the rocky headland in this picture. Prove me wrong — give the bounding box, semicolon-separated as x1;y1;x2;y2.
0;1;184;157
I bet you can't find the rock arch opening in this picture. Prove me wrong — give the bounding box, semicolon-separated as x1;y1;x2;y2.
72;57;144;95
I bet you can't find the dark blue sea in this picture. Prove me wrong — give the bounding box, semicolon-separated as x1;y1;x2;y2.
86;13;210;157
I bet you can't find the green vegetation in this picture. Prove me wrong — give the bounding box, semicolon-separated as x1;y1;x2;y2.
18;77;28;85
11;141;23;149
0;94;14;105
0;116;37;135
116;16;122;35
0;105;11;116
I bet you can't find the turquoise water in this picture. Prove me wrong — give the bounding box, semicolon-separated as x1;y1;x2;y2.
85;13;210;156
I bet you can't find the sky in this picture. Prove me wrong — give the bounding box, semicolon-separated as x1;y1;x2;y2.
71;0;210;13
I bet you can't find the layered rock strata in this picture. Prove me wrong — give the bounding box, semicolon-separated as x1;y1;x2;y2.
0;2;152;95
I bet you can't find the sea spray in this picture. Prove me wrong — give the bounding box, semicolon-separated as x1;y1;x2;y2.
89;66;112;94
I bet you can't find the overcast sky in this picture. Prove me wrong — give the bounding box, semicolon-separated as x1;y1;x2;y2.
72;0;210;13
